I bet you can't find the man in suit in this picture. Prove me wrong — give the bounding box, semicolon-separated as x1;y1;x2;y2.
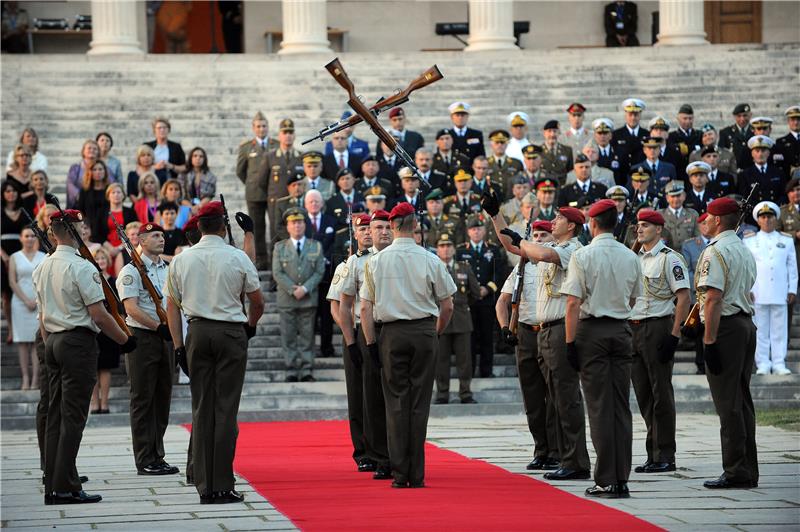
613;98;649;172
303;159;335;202
304;190;338;358
486;130;524;198
775;106;800;179
324;110;369;159
718;103;754;171
540;120;574;185
684;161;721;215
355;155;395;199
274;173;307;243
432;128;471;194
377;139;404;185
326;168;365;229
605;0;639;47
323;131;364;181
560;103;592;155
701;146;737;196
648;116;688;182
521;144;545;185
374;106;424;156
444;169;482;221
415;147;449;192
738;135;787;211
506;111;532;163
659;180;699;250
448;102;485;162
592;118;626;186
632;136;677;191
273;208;325;382
559;154;608;207
689;124;739;176
668;104;703;171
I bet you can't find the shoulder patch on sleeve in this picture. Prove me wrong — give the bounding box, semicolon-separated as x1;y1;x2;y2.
92;272;102;285
672;264;685;281
122;274;134;286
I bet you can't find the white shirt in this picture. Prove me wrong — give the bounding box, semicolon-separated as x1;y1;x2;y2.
290;236;307;252
506;137;530;163
335;150;349;167
745;230;798;305
627;126;640;137
154;143;169;164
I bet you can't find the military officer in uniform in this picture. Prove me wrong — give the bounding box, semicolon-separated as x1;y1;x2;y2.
613;98;649;172
778;177;800;338
432;128;471;193
718;103;754;170
265;141;306;243
684;161;720;216
506;111;532;163
458;214;507;378
424;188;463;248
444;169;482;220
559;154;608;207
745;201;797;375
660;180;700;250
693;197;758;490
116;223;178;476
647;116;687;182
34;209;136;505
499;174;532;226
667;104;703;170
682;212;712;374
434;233;480;404
629;210;691;474
700;145;738;196
522;144;546;185
273;207;325;382
738;135;786;210
485;130;523;198
775;106;800;179
326;168;365;229
534;178;559;221
540;120;574;185
560;103;591;155
606;185;632;242
628;166;661;210
689;124;739;177
592;118;626;186
604;0;639;46
360;202;456;488
471;156;504;200
448;101;485;162
274;173;307;242
561;198;642;499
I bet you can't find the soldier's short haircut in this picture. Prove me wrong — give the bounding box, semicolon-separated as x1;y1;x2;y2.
473;155;488;163
185;228;201;245
50;220;74;240
198;216;225;234
415;147;432;157
592;208;617;231
718;212;738;229
392;214;416;232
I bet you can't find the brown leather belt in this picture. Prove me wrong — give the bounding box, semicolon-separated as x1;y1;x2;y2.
540;318;564;329
519;322;541;332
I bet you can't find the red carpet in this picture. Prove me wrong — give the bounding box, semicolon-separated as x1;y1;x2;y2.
227;420;660;531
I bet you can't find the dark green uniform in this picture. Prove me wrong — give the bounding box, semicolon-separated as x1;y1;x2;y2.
540;143;574;185
266;147;304;245
487;154;524;198
424;213;464;248
235;138;272;267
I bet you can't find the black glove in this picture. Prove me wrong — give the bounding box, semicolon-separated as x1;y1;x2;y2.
566;342;580;372
346;342;363;369
235;211;254;233
501;326;518;347
658;333;680;363
156;323;172;342
480;188;501;217
119;335;138;353
704;342;723;375
244;323;257;339
680;321;703;340
368;343;381;369
175;346;189;376
500;228;523;248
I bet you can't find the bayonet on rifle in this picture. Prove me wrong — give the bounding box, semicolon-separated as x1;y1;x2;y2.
509;198;535;336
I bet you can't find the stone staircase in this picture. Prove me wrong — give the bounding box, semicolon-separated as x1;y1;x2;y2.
2;43;800;429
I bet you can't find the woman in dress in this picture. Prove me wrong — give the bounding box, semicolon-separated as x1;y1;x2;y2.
76;160;111;244
182;147;217;203
133;172;160;224
96;132;122;185
6;144;34;200
66;139;100;208
1;181;24;343
127;145;156;204
90;247;121;414
8;227;45;389
6;127;47;173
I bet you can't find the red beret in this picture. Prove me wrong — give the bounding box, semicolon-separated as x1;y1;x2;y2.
707;197;739;216
532;220;553;233
697;212;709;223
388;202;415;221
636;209;665;225
138;223;164;235
197;201;224;218
588;199;616;217
353;213;372;227
388;107;404;119
183;215;199;232
50;209;83;223
371;209;390;222
558;206;585;225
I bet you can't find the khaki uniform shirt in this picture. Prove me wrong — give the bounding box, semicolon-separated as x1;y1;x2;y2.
32;245;105;333
630;240;689;320
167;235;260;323
561;232;642;319
338;249;372;325
117;254;169;330
540;143;574;185
360;237;456;322
326;261;348;303
695;229;757;320
778;203;800;274
660;207;699;250
272;237;325;309
536;238;581;323
501;261;540;325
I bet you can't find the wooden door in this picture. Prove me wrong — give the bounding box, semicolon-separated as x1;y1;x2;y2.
704;1;762;43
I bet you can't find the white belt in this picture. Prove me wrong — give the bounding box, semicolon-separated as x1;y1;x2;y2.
1;234;20;240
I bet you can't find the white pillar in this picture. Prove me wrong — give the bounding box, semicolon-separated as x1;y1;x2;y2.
464;0;519;52
657;0;710;46
88;0;143;55
278;0;332;55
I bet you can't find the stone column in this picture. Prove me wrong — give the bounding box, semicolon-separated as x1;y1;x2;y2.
88;0;143;55
657;0;710;46
464;0;519;52
278;0;332;55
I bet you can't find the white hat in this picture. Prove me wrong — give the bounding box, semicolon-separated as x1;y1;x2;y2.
686;161;712;175
785;105;800;118
622;98;646;112
749;116;773;127
648;116;671;130
592;118;614;131
507;111;530;126
752;201;780;220
747;135;775;150
448;102;471;114
606;185;630;199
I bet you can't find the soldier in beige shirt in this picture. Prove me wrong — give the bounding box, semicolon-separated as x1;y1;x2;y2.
629;210;690;475
561;199;641;499
359;203;455;488
693;197;758;490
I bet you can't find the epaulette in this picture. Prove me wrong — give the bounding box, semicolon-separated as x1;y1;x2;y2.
239;138;253;147
743;231;756;238
277;194;291;202
470;193;481;199
780;231;793;238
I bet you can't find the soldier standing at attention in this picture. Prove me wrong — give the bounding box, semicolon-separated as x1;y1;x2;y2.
561;198;641;499
659;180;699;250
166;201;264;504
434;233;480;405
718;103;754;170
359;202;456;488
693;197;758;489
447;102;485;163
540;120;574;185
34;209;137;505
116;223;179;476
629;210;691;474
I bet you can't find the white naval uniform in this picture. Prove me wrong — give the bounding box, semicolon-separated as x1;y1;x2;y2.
744;230;798;372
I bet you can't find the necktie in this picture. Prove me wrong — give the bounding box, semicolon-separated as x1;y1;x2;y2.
313;215;318;232
296;241;302;255
311;180;317;190
261;140;266;149
345;194;351;205
582;182;588;194
462;198;468;209
338;155;345;169
760;166;766;174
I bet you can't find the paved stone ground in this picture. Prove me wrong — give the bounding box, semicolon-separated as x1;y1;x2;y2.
1;414;798;531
